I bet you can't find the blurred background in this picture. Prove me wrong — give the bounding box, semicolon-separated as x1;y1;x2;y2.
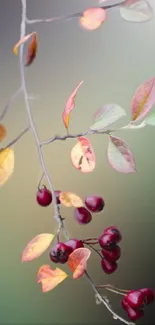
0;0;155;324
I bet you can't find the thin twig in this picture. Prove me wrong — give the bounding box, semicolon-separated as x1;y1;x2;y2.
0;87;22;122
84;242;103;258
96;284;130;293
3;126;30;149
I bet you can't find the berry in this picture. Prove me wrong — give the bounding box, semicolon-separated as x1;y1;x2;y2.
101;245;121;261
49;242;72;264
65;238;84;253
36;186;52;206
126;290;144;309
54;190;61;205
127;306;144;321
99;233;117;250
74;207;92;224
101;258;117;274
140;288;155;305
84;195;105;213
103;226;122;243
121;297;129;311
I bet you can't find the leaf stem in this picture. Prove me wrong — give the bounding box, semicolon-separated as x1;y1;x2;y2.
3;127;30;149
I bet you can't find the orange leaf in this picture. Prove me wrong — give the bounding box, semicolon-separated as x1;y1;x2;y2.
68;247;91;279
71;136;96;173
21;233;54;262
62;80;83;130
37;264;68;292
25;32;38;66
13;32;34;55
0;124;7;141
79;8;107;30
0;148;14;186
59;191;84;207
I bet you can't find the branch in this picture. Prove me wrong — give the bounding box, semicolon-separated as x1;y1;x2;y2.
26;1;125;25
0;87;22;122
3;126;30;149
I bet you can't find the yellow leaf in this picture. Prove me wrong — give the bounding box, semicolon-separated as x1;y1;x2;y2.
13;32;34;55
0;124;7;141
0;148;14;186
37;264;68;292
59;191;84;207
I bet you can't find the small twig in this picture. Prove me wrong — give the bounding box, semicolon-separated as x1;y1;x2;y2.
3;126;30;149
96;284;130;293
84;242;103;258
0;87;22;122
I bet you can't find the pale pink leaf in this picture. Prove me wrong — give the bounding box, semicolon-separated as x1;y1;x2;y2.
21;233;54;262
71;136;96;173
107;135;136;173
37;264;68;292
68;248;91;279
120;0;153;23
79;8;107;30
62;80;83;130
90;104;126;130
13;32;35;55
131;77;155;121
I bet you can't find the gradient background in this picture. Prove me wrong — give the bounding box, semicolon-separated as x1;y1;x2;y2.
0;0;155;324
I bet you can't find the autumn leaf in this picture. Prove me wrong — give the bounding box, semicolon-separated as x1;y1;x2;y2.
0;124;7;141
71;136;96;173
62;80;83;130
131;77;155;122
13;32;34;55
90;104;126;131
145;111;155;126
25;32;38;66
0;147;14;186
120;0;153;23
79;8;107;30
68;247;91;279
59;191;84;208
37;264;68;292
107;135;136;173
21;233;54;262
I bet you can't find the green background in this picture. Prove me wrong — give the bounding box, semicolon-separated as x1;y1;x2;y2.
0;0;155;324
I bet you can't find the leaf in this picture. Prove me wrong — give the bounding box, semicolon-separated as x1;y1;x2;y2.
71;136;96;173
79;8;107;30
0;124;7;141
25;32;38;66
107;135;136;173
0;148;14;186
90;104;126;131
131;78;155;121
68;248;91;279
120;0;153;23
145;111;155;125
13;32;34;55
21;233;54;262
37;265;68;293
59;192;84;208
62;80;83;130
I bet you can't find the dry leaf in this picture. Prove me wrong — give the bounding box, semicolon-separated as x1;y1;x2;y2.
120;0;153;23
21;233;54;262
25;32;38;66
79;8;107;30
0;124;7;141
59;191;84;208
90;104;126;131
37;264;68;292
68;247;91;279
0;147;14;186
13;32;34;55
71;136;96;173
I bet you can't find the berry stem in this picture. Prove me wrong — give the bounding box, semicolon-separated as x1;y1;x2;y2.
37;172;45;191
84;242;103;258
96;284;130;294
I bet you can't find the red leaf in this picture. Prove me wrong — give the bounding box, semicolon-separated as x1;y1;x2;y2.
70;136;96;173
68;248;91;279
25;32;38;66
37;265;68;292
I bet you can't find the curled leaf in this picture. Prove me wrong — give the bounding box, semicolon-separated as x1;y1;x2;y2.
90;104;126;131
37;265;68;292
21;233;54;262
62;80;83;130
0;124;7;141
131;77;155;121
13;32;34;55
107;135;136;173
71;136;96;173
79;8;107;30
120;0;153;23
68;248;91;279
0;148;14;186
25;32;38;66
59;192;84;208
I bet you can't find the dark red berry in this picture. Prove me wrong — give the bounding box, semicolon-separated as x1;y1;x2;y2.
65;238;84;253
99;233;117;250
103;226;122;243
101;245;121;261
49;242;72;264
54;190;61;205
101;258;117;274
74;207;92;224
126;306;144;321
84;195;105;213
121;297;129;311
36;186;52;207
126;290;144;309
140;288;155;305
